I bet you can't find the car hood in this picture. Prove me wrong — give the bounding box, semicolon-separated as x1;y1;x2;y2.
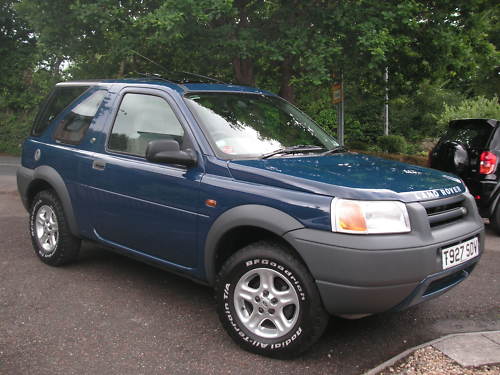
228;153;466;202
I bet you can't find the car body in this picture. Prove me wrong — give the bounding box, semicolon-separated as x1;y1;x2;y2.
430;118;500;233
17;77;485;357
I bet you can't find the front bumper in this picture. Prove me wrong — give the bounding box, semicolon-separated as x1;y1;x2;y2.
284;195;485;315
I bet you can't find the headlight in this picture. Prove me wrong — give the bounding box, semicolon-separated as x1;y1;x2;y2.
331;198;411;234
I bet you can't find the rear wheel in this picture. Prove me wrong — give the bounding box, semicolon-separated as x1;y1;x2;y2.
29;190;81;266
215;241;329;358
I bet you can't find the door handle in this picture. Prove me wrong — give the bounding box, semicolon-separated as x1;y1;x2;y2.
92;159;106;171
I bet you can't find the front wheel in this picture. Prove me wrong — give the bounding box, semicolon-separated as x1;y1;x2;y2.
29;190;81;266
215;241;329;358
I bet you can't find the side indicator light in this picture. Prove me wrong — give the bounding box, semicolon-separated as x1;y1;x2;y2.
205;199;217;207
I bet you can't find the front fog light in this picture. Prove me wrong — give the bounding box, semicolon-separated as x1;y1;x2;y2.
331;198;411;234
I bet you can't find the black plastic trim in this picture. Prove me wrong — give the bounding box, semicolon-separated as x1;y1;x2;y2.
203;205;304;285
17;165;80;237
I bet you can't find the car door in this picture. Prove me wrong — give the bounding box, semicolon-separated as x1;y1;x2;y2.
85;87;204;268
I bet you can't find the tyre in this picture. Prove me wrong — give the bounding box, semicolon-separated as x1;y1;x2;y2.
29;190;81;266
490;202;500;235
215;241;329;358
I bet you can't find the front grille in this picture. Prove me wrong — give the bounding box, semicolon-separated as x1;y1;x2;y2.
421;195;467;227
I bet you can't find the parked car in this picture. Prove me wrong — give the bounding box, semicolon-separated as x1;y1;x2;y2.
18;76;484;358
430;118;500;234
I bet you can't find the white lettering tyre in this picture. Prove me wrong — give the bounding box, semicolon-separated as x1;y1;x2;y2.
215;241;329;358
29;190;81;266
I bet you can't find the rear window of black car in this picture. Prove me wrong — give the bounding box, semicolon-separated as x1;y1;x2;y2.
440;120;494;150
32;85;90;136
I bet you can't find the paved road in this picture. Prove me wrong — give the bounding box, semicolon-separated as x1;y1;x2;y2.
0;158;499;375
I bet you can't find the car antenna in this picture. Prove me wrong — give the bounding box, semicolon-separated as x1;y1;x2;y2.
130;49;226;84
178;71;226;84
129;50;171;76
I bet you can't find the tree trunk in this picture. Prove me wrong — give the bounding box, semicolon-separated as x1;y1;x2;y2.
117;60;126;78
232;0;255;86
279;57;295;102
233;57;255;86
51;57;63;77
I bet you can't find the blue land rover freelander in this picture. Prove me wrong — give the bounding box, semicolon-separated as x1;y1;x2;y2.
17;76;485;358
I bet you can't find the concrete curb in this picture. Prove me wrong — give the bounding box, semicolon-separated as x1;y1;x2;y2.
362;330;500;375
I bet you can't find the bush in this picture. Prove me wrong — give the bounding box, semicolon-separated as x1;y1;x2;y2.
0;110;35;155
347;139;370;151
377;135;407;154
436;96;500;132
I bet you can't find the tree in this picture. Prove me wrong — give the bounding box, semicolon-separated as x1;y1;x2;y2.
2;0;498;155
0;0;37;109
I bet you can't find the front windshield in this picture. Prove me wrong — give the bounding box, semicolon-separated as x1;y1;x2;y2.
184;92;338;158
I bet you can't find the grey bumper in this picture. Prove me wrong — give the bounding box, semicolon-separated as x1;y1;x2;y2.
284;194;485;315
17;165;34;211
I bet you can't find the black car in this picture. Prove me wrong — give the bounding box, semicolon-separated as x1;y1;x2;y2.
430;118;500;233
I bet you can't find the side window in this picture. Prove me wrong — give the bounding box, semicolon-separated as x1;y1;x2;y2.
108;93;185;157
53;90;107;145
32;86;90;136
491;126;500;150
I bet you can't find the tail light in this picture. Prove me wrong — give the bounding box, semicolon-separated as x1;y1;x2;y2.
479;151;497;174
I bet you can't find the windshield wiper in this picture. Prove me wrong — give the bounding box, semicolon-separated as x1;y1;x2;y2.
321;145;348;156
260;145;325;159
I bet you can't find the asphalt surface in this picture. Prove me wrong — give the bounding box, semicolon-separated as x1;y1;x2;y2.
1;157;499;375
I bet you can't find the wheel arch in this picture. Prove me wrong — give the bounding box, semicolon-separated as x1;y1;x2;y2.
24;166;80;237
204;205;305;285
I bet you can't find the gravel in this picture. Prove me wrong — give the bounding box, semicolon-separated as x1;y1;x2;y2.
377;346;500;375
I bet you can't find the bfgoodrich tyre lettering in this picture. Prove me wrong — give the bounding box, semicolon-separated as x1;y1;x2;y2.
29;190;81;266
216;241;328;358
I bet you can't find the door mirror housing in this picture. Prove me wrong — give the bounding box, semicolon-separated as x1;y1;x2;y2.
145;139;197;167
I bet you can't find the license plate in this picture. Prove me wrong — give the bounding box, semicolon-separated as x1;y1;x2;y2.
441;237;479;270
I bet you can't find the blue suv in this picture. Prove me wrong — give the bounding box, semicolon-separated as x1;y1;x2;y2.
17;76;484;358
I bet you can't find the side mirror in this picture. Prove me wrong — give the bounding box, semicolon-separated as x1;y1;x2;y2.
145;139;197;167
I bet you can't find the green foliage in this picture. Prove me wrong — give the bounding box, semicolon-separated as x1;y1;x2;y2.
0;110;35;155
346;139;370;151
390;80;465;139
437;96;500;131
377;135;408;154
0;0;498;155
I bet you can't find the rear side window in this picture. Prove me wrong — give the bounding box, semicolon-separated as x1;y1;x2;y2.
53;89;107;145
32;86;90;136
108;93;185;157
440;121;494;150
491;126;500;150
